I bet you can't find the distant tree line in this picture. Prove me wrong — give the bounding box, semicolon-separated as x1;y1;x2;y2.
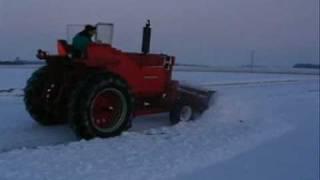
0;60;43;65
293;64;320;69
0;57;43;65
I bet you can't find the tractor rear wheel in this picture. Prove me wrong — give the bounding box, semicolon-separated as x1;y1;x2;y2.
24;66;66;125
68;72;133;139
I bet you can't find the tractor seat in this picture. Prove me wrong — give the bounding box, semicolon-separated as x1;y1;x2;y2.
57;40;71;57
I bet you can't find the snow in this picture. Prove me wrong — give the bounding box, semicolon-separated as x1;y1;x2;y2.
0;65;319;180
0;65;37;89
175;64;320;75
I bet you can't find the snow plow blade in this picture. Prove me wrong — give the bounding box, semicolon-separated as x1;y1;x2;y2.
177;84;215;113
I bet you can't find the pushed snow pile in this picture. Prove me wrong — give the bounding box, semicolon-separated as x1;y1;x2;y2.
0;82;303;180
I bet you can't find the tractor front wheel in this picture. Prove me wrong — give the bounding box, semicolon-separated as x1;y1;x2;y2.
169;102;196;125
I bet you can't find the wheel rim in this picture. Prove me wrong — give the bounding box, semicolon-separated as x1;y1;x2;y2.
43;83;57;101
179;105;193;122
90;88;127;132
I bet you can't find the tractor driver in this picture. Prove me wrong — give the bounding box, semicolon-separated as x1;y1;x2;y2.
71;25;96;58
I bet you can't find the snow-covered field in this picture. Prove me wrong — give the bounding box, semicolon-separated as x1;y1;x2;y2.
0;65;319;180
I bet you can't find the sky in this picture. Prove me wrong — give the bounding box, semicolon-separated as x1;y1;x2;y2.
0;0;319;67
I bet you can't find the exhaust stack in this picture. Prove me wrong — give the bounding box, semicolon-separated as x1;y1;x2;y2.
141;20;152;54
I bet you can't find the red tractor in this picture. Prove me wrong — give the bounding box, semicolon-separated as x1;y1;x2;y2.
24;21;214;139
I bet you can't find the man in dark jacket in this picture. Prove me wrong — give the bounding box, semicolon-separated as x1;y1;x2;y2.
72;25;96;58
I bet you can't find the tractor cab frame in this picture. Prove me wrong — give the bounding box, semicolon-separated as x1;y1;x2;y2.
66;23;114;45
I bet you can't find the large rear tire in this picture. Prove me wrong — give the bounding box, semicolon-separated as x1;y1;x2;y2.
68;72;133;139
24;66;66;125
